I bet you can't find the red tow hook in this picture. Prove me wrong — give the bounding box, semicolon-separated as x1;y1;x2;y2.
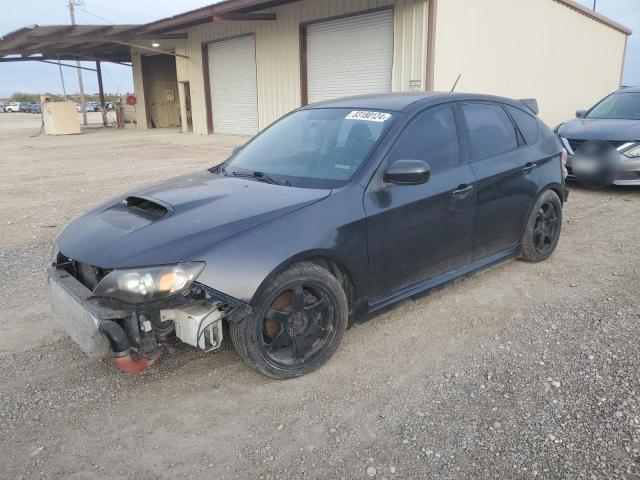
98;320;163;374
113;350;162;374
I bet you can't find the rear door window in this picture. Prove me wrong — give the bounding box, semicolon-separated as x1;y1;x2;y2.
507;105;539;144
462;103;519;161
387;105;460;173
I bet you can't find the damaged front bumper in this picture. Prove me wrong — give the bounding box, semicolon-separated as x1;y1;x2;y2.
48;266;250;373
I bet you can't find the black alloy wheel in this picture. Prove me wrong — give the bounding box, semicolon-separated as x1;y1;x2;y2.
532;201;561;255
521;189;563;263
261;284;336;366
230;262;348;379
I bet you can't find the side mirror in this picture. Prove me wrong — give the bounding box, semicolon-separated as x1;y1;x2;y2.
384;159;431;185
576;110;587;119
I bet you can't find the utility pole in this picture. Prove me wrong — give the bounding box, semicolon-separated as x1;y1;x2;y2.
57;55;67;99
96;61;107;127
68;0;87;126
593;0;597;10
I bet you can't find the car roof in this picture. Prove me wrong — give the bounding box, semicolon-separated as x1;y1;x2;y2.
618;86;640;93
303;92;529;112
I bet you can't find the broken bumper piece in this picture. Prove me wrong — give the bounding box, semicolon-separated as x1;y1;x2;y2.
48;267;249;373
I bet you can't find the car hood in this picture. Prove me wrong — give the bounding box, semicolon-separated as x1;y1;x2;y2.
57;170;330;268
558;118;640;142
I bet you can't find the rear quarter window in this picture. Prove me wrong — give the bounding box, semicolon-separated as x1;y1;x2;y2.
462;103;519;161
507;105;539;145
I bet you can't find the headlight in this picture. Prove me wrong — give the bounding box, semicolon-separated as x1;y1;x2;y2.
622;143;640;158
93;262;205;304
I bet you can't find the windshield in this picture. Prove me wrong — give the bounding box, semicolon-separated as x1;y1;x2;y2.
587;92;640;120
222;108;395;188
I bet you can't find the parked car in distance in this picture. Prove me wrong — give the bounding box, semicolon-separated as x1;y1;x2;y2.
50;93;566;379
25;103;41;114
556;86;640;187
76;102;101;112
4;102;21;112
0;104;5;113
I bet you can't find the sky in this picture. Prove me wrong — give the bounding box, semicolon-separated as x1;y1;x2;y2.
0;0;638;98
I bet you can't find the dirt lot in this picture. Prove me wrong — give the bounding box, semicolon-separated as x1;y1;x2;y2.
0;112;639;479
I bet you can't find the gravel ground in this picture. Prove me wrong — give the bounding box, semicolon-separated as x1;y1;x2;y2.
0;113;639;479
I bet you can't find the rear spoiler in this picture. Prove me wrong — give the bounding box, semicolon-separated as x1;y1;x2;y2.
519;98;539;115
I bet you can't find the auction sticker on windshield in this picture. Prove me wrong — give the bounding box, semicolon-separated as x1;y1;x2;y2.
345;111;392;122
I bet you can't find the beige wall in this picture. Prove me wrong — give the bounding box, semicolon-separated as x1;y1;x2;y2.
433;0;627;127
172;0;429;135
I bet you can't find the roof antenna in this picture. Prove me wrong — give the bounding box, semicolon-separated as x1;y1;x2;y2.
450;74;462;92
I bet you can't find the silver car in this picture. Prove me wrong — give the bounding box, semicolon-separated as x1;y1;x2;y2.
556;87;640;187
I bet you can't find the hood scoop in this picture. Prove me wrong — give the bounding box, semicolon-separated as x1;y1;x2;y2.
125;196;168;220
98;196;169;231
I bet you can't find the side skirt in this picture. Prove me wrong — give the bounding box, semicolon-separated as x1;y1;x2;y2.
367;245;522;313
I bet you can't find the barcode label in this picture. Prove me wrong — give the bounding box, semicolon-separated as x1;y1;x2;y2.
345;111;392;123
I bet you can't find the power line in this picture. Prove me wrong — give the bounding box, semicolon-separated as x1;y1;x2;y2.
77;6;115;25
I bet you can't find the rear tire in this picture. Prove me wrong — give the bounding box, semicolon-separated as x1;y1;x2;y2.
230;262;348;379
521;190;562;263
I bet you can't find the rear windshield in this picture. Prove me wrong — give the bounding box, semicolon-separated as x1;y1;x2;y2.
222;108;395;189
587;92;640;120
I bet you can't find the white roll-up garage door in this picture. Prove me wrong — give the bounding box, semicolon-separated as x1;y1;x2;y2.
306;10;394;104
208;35;258;135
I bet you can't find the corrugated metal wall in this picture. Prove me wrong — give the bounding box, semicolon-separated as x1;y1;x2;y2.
132;50;181;129
143;55;181;128
433;0;627;127
171;0;429;135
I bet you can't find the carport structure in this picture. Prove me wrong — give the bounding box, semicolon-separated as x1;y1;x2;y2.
0;24;185;124
0;25;141;64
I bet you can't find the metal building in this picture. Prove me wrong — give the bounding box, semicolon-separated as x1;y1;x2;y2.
10;0;620;136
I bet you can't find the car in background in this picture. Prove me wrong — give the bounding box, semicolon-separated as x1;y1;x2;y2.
557;87;640;187
49;92;566;379
4;102;22;112
27;103;42;114
0;105;5;113
86;102;101;112
76;102;101;112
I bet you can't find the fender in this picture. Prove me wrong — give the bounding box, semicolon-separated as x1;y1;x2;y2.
187;186;369;306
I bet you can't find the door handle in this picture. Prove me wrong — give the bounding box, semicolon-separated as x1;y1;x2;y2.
522;162;537;174
452;184;474;198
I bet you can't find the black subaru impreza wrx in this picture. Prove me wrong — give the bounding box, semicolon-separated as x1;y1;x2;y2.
50;92;565;379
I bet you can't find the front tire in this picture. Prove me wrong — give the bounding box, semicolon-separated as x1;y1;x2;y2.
521;190;562;263
230;262;348;379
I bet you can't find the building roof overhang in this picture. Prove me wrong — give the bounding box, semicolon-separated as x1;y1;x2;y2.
136;0;632;37
0;24;188;64
135;0;299;35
